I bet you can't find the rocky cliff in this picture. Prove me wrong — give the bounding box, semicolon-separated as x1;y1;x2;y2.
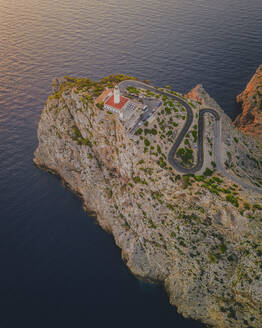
234;65;262;143
185;84;206;105
34;76;262;328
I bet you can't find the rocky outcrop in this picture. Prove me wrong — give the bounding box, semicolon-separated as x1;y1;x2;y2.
185;83;223;110
34;76;262;328
185;84;206;105
234;65;262;142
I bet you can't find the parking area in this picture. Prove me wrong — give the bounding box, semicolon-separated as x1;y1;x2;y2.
129;97;162;134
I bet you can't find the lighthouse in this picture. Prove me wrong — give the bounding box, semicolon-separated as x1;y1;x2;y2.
102;83;136;120
114;85;120;104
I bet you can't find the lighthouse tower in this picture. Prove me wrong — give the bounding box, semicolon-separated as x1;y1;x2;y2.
114;85;120;104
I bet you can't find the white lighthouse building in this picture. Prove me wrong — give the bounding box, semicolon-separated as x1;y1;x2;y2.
113;85;120;104
103;84;130;119
95;84;138;121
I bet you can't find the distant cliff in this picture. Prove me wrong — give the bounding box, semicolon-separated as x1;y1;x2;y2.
234;65;262;143
34;75;262;328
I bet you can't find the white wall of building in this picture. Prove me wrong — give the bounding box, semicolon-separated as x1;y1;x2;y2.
104;104;124;119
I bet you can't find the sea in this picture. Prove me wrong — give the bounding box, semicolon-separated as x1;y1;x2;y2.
0;0;261;327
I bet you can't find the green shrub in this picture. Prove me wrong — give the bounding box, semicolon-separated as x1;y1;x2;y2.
226;195;239;207
179;240;186;247
96;102;104;110
133;176;141;183
71;125;92;146
149;219;157;229
135;128;143;136
212;177;223;184
158;157;166;168
150;128;158;135
203;168;213;177
244;202;250;210
177;148;193;164
211;161;216;168
202;183;220;195
133;176;147;184
194;175;205;182
192;130;197;142
253;203;262;210
144;139;150;147
220;243;227;254
182;175;191;189
208;252;219;264
126;86;139;95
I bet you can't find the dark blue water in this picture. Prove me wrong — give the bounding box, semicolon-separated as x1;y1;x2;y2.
0;0;261;327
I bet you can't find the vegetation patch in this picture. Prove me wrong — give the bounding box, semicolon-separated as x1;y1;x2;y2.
176;147;194;166
71;125;92;146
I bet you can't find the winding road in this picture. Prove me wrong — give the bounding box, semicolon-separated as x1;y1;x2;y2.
119;80;262;195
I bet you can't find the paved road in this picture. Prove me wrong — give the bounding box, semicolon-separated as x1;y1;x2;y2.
168;107;220;174
119;80;262;195
213;117;262;194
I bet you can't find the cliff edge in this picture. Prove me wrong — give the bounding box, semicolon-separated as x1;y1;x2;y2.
234;65;262;143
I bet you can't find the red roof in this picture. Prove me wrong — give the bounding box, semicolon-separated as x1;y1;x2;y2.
104;95;129;111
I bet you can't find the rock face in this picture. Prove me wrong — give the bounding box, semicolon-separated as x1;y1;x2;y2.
234;65;262;143
185;84;206;105
34;76;262;328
